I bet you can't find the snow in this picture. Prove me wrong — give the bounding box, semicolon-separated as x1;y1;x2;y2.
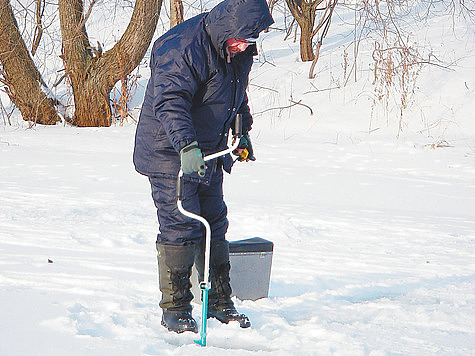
1;1;475;355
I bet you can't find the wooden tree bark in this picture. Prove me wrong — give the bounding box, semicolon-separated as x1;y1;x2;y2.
58;0;162;127
0;0;60;125
300;22;316;61
286;0;325;62
170;0;184;29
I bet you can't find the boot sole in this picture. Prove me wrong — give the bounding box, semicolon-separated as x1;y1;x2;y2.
161;320;198;334
208;314;251;328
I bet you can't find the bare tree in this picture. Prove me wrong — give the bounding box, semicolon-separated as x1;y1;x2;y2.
0;0;60;125
1;0;162;127
170;0;184;28
58;0;162;127
285;0;337;63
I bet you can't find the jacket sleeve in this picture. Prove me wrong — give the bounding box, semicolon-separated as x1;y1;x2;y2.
151;49;202;153
236;91;253;133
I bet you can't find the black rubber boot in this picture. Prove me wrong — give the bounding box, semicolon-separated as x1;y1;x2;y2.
157;243;198;334
195;240;251;328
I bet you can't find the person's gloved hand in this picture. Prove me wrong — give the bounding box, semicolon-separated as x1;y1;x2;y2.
233;133;256;162
180;141;206;176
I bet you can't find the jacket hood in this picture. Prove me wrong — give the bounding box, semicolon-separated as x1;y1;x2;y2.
205;0;274;58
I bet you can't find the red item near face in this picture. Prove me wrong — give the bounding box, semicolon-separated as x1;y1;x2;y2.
225;38;253;56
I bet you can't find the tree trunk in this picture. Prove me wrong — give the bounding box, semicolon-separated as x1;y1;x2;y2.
300;24;315;62
0;0;60;125
58;0;162;127
170;0;184;29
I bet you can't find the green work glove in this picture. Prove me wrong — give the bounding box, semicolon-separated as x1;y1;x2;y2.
233;133;256;162
180;141;206;176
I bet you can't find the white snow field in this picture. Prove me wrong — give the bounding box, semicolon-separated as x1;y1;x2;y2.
1;1;474;355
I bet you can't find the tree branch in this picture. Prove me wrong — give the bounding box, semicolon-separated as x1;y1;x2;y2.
253;98;313;116
31;0;45;56
249;83;279;93
77;0;98;31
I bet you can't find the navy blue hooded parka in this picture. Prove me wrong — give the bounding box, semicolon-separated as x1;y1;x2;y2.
133;0;274;183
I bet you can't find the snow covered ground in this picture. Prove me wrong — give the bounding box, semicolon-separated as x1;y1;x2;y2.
1;1;475;355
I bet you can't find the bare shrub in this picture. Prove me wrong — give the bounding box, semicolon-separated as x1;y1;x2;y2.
341;0;473;136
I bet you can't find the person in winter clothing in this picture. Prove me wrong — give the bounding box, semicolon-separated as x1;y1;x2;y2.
133;0;273;334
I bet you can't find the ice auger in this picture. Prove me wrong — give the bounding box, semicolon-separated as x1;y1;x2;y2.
176;114;242;347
